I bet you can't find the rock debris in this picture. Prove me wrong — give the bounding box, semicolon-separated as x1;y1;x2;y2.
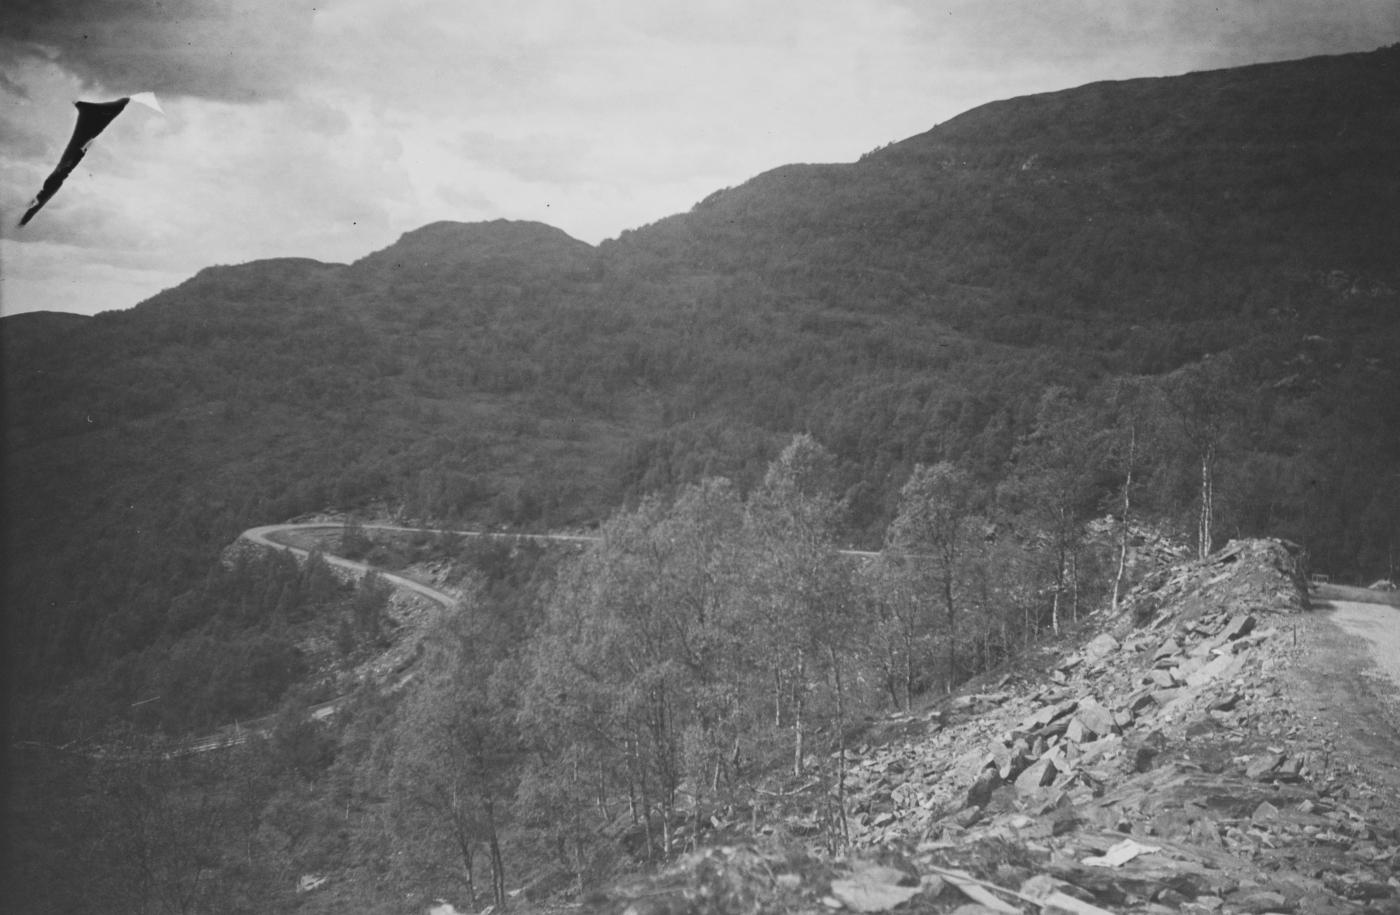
586;540;1399;914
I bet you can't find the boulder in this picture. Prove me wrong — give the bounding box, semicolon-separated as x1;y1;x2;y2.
1084;632;1121;662
1149;668;1179;688
1015;756;1060;793
1074;698;1119;738
965;769;1001;809
1065;718;1094;744
1186;651;1245;688
1217;613;1257;643
1013;698;1078;736
1245;753;1285;780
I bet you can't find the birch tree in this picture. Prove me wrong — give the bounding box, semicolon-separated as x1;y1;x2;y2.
389;605;518;909
742;434;844;777
1005;388;1099;634
523;481;748;862
1163;357;1243;560
1097;378;1159;612
886;461;978;690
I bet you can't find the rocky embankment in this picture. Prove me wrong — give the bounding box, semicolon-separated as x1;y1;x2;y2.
591;540;1400;914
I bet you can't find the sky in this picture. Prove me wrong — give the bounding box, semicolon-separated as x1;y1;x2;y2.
1;1;1396;317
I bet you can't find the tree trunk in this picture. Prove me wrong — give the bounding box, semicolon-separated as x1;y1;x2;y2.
596;762;611;821
1198;443;1216;560
772;668;784;728
1111;424;1136;612
1070;547;1080;624
456;830;476;906
792;650;806;777
493;840;506;909
828;644;850;849
450;785;476;906
903;625;914;710
626;736;640;824
639;765;654;862
484;799;506;909
942;564;957;692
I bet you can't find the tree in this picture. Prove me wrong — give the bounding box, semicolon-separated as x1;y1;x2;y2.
886;461;979;690
523;479;753;863
1163;357;1240;559
1096;378;1161;612
858;555;924;710
390;606;519;909
742;434;845;777
1004;388;1099;634
82;748;259;915
339;518;373;559
350;569;391;647
524;440;871;856
524;497;687;863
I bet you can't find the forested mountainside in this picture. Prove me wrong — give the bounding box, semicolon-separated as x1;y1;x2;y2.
3;45;1400;910
5;44;1398;713
3;41;1396;711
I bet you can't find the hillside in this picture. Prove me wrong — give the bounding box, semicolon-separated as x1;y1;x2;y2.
15;518;1397;913
580;540;1400;914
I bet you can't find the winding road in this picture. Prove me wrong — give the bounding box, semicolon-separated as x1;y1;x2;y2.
176;521;878;755
242;522;604;596
177;523;601;754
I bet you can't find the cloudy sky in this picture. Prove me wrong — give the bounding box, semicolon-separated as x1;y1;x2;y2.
2;1;1396;317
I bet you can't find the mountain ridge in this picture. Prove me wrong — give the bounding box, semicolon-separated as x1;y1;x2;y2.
8;45;1394;332
890;43;1400;151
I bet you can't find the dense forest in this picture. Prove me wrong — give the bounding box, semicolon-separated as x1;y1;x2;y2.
4;45;1400;912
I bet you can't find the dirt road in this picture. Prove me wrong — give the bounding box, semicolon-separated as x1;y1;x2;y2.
1327;599;1400;696
241;523;468;611
1275;597;1400;813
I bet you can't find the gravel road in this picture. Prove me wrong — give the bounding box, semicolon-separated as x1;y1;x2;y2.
1328;598;1400;695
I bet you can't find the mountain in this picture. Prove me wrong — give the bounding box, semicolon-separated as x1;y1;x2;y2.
347;219;597;284
4;45;1399;714
612;47;1398;329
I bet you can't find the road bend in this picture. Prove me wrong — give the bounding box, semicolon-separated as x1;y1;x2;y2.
172;521;880;756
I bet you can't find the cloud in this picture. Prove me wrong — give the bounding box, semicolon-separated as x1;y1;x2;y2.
0;237;189;314
455;130;589;185
898;1;1400;74
0;0;318;101
0;112;51;159
1155;1;1400;68
2;0;1397;317
0;68;31;100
